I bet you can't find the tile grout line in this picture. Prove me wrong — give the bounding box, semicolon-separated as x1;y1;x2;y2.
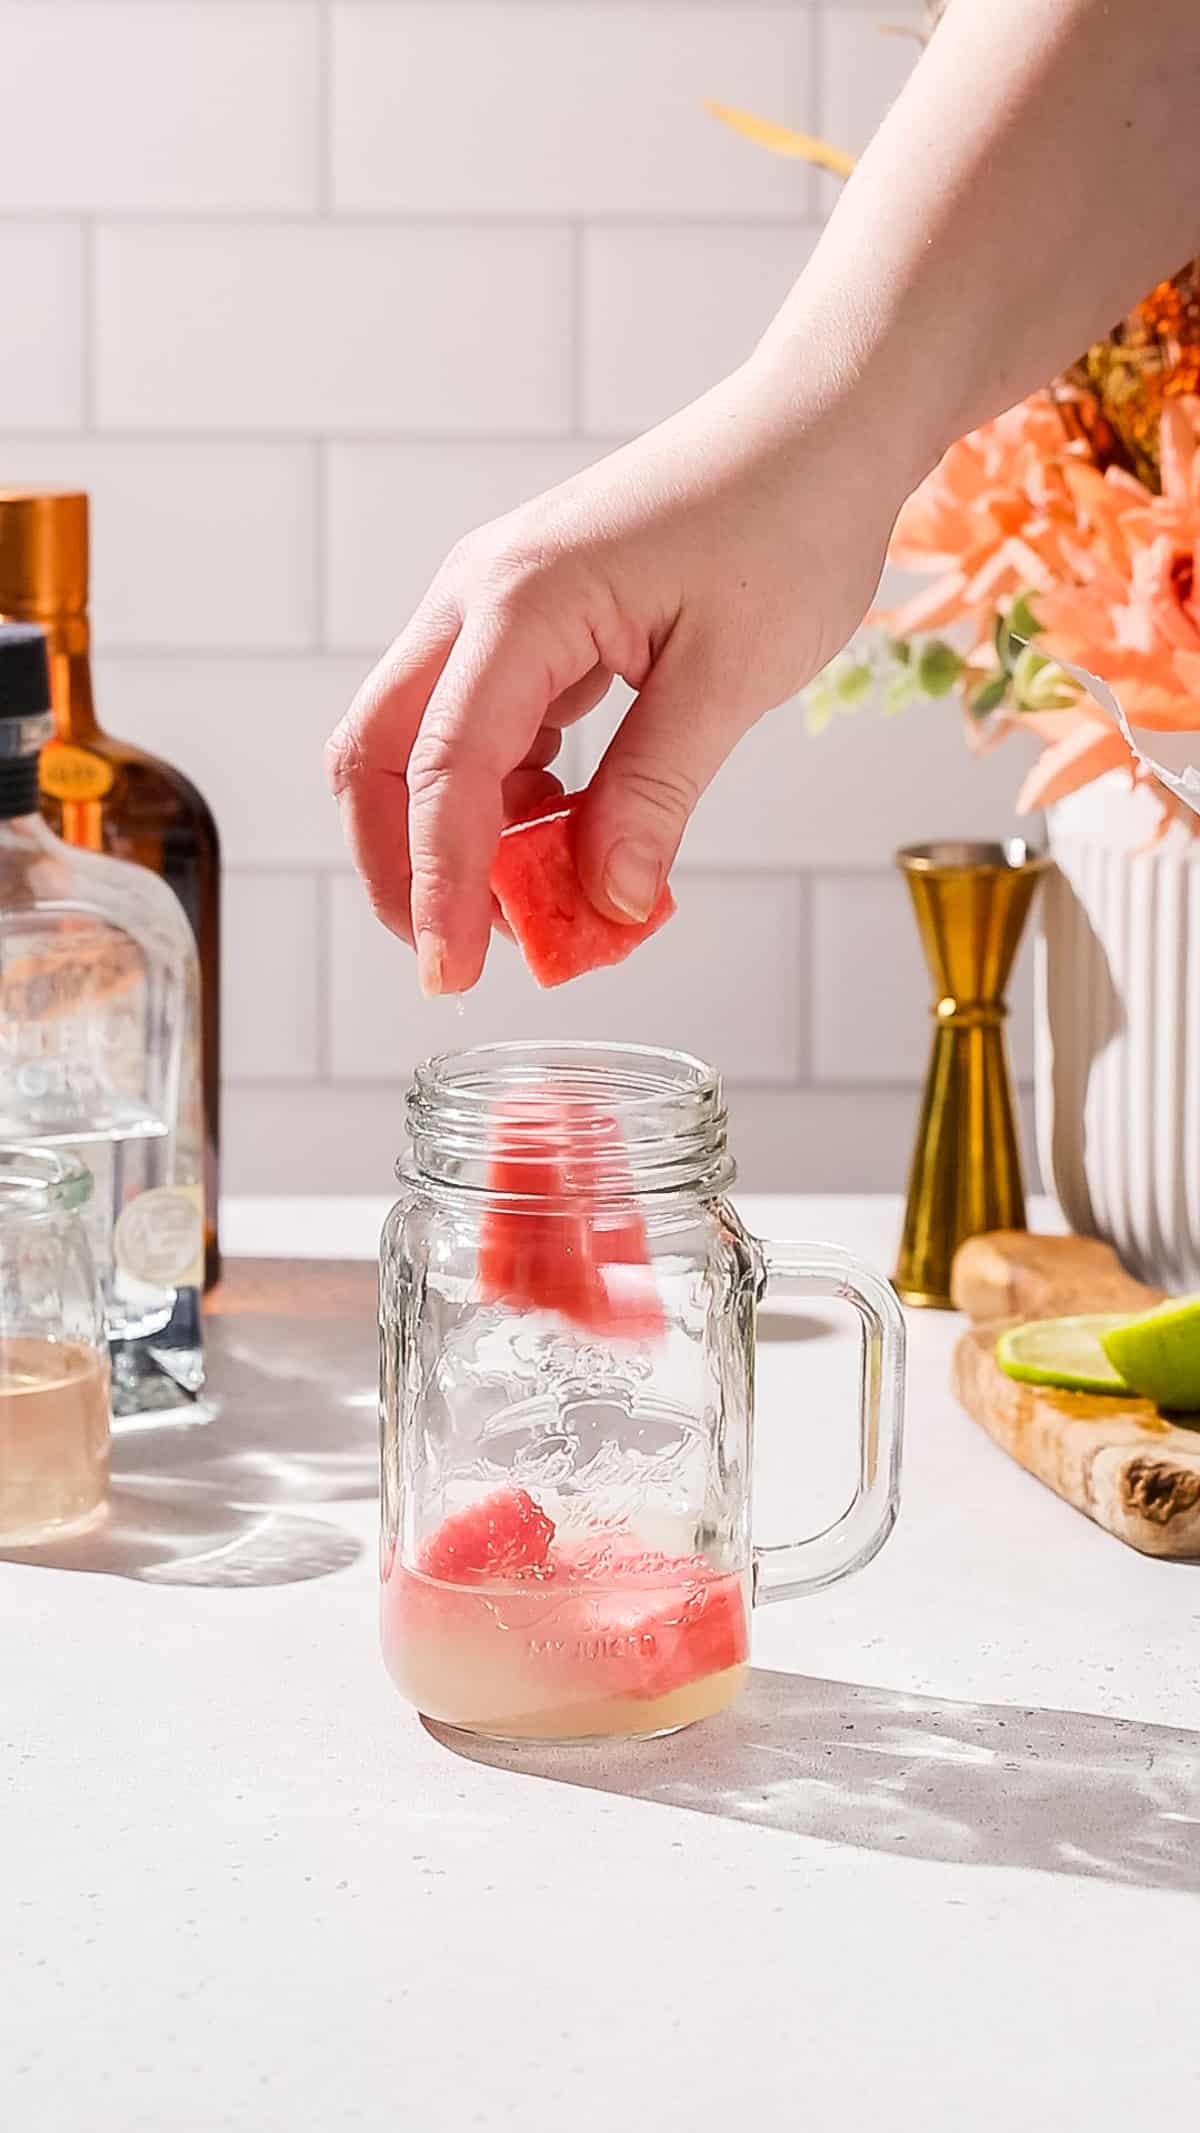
224;858;830;883
219;1074;977;1101
73;0;814;8
311;440;328;651
567;220;586;436
806;0;825;225
796;870;815;1085
2;208;825;234
313;870;334;1081
79;220;96;431
315;0;335;217
0;428;636;451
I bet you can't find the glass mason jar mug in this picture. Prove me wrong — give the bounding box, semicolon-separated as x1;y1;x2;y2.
0;1145;109;1545
380;1044;905;1744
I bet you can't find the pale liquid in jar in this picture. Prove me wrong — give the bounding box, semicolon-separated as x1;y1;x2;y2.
0;1336;110;1543
382;1550;749;1743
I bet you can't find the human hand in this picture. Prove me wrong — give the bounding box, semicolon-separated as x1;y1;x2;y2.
326;348;914;995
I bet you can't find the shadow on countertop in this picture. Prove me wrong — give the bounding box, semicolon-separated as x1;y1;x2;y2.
2;1262;377;1588
433;1667;1200;1894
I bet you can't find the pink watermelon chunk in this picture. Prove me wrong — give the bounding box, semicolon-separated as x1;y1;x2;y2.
477;1100;604;1329
550;1541;749;1701
418;1486;555;1583
556;1105;665;1340
478;1097;664;1340
490;801;675;989
399;1501;748;1717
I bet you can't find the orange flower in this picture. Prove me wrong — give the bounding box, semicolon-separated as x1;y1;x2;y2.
883;396;1200;818
1036;399;1200;728
884;396;1081;654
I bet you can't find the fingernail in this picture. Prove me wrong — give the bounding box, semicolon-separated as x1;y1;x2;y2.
416;932;445;998
603;841;661;924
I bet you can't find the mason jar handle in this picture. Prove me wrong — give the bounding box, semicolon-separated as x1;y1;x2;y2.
752;1241;905;1606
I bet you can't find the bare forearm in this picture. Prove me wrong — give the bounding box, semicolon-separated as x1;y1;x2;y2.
763;0;1200;478
331;0;1200;985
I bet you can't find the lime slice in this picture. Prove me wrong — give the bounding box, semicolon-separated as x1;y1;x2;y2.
1101;1295;1200;1414
995;1314;1134;1395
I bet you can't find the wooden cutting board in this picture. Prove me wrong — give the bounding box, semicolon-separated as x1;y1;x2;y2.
950;1231;1200;1558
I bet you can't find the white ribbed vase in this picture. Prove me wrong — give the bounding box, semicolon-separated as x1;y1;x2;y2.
1035;772;1200;1289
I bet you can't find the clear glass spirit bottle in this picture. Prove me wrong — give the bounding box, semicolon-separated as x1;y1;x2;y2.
0;489;221;1287
0;622;206;1423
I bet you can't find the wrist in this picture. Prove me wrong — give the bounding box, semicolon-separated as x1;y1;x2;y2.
740;310;944;530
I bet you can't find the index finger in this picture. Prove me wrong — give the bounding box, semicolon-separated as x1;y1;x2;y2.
325;597;459;941
407;611;595;994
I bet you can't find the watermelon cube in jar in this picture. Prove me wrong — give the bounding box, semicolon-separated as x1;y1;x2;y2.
381;1489;750;1742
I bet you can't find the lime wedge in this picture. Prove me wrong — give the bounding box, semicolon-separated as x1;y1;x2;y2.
995;1314;1134;1395
1101;1295;1200;1414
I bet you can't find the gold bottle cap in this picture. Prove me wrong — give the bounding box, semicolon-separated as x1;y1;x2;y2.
0;490;90;622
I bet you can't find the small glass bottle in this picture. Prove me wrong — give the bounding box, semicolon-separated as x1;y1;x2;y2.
0;622;206;1423
0;490;221;1287
0;1145;109;1544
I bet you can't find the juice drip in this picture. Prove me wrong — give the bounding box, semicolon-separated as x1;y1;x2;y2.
0;1335;109;1544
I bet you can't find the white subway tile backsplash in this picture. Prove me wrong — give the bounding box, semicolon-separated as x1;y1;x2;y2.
222;1084;393;1197
332;3;814;219
818;4;925;153
811;871;926;1083
581;223;816;434
94;655;367;867
812;869;1036;1085
0;2;319;213
571;675;1032;870
224;872;321;1080
0;439;315;651
324;439;604;652
0;0;1029;1196
0;224;83;429
94;224;572;435
728;1085;916;1197
328;870;805;1084
220;1078;991;1201
731;1081;1038;1196
816;4;925;212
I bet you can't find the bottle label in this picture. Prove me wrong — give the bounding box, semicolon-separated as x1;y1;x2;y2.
114;1185;204;1291
39;744;115;803
0;934;146;1126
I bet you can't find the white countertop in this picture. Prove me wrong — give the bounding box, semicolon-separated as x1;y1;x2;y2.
6;1195;1199;2131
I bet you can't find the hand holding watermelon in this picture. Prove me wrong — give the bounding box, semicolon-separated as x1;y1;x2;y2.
325;351;901;996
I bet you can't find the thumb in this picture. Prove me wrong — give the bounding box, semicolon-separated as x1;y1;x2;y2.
572;667;749;924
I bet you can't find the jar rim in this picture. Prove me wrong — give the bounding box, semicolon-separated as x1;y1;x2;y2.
403;1041;734;1197
0;1144;92;1218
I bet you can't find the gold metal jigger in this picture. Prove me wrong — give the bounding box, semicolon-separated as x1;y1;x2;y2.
894;840;1048;1308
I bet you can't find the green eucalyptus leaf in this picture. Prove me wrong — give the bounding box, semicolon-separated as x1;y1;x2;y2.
1011;644;1076;712
969;669;1010;718
915;639;965;697
833;659;873;705
804;684;838;735
882;669;919;716
1007;589;1042;647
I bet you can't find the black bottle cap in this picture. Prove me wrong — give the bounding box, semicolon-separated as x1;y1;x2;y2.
0;622;53;817
0;621;52;719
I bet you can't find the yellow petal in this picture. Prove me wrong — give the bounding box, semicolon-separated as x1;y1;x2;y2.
704;101;857;178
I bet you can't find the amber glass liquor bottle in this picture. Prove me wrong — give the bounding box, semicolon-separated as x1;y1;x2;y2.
0;490;220;1286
